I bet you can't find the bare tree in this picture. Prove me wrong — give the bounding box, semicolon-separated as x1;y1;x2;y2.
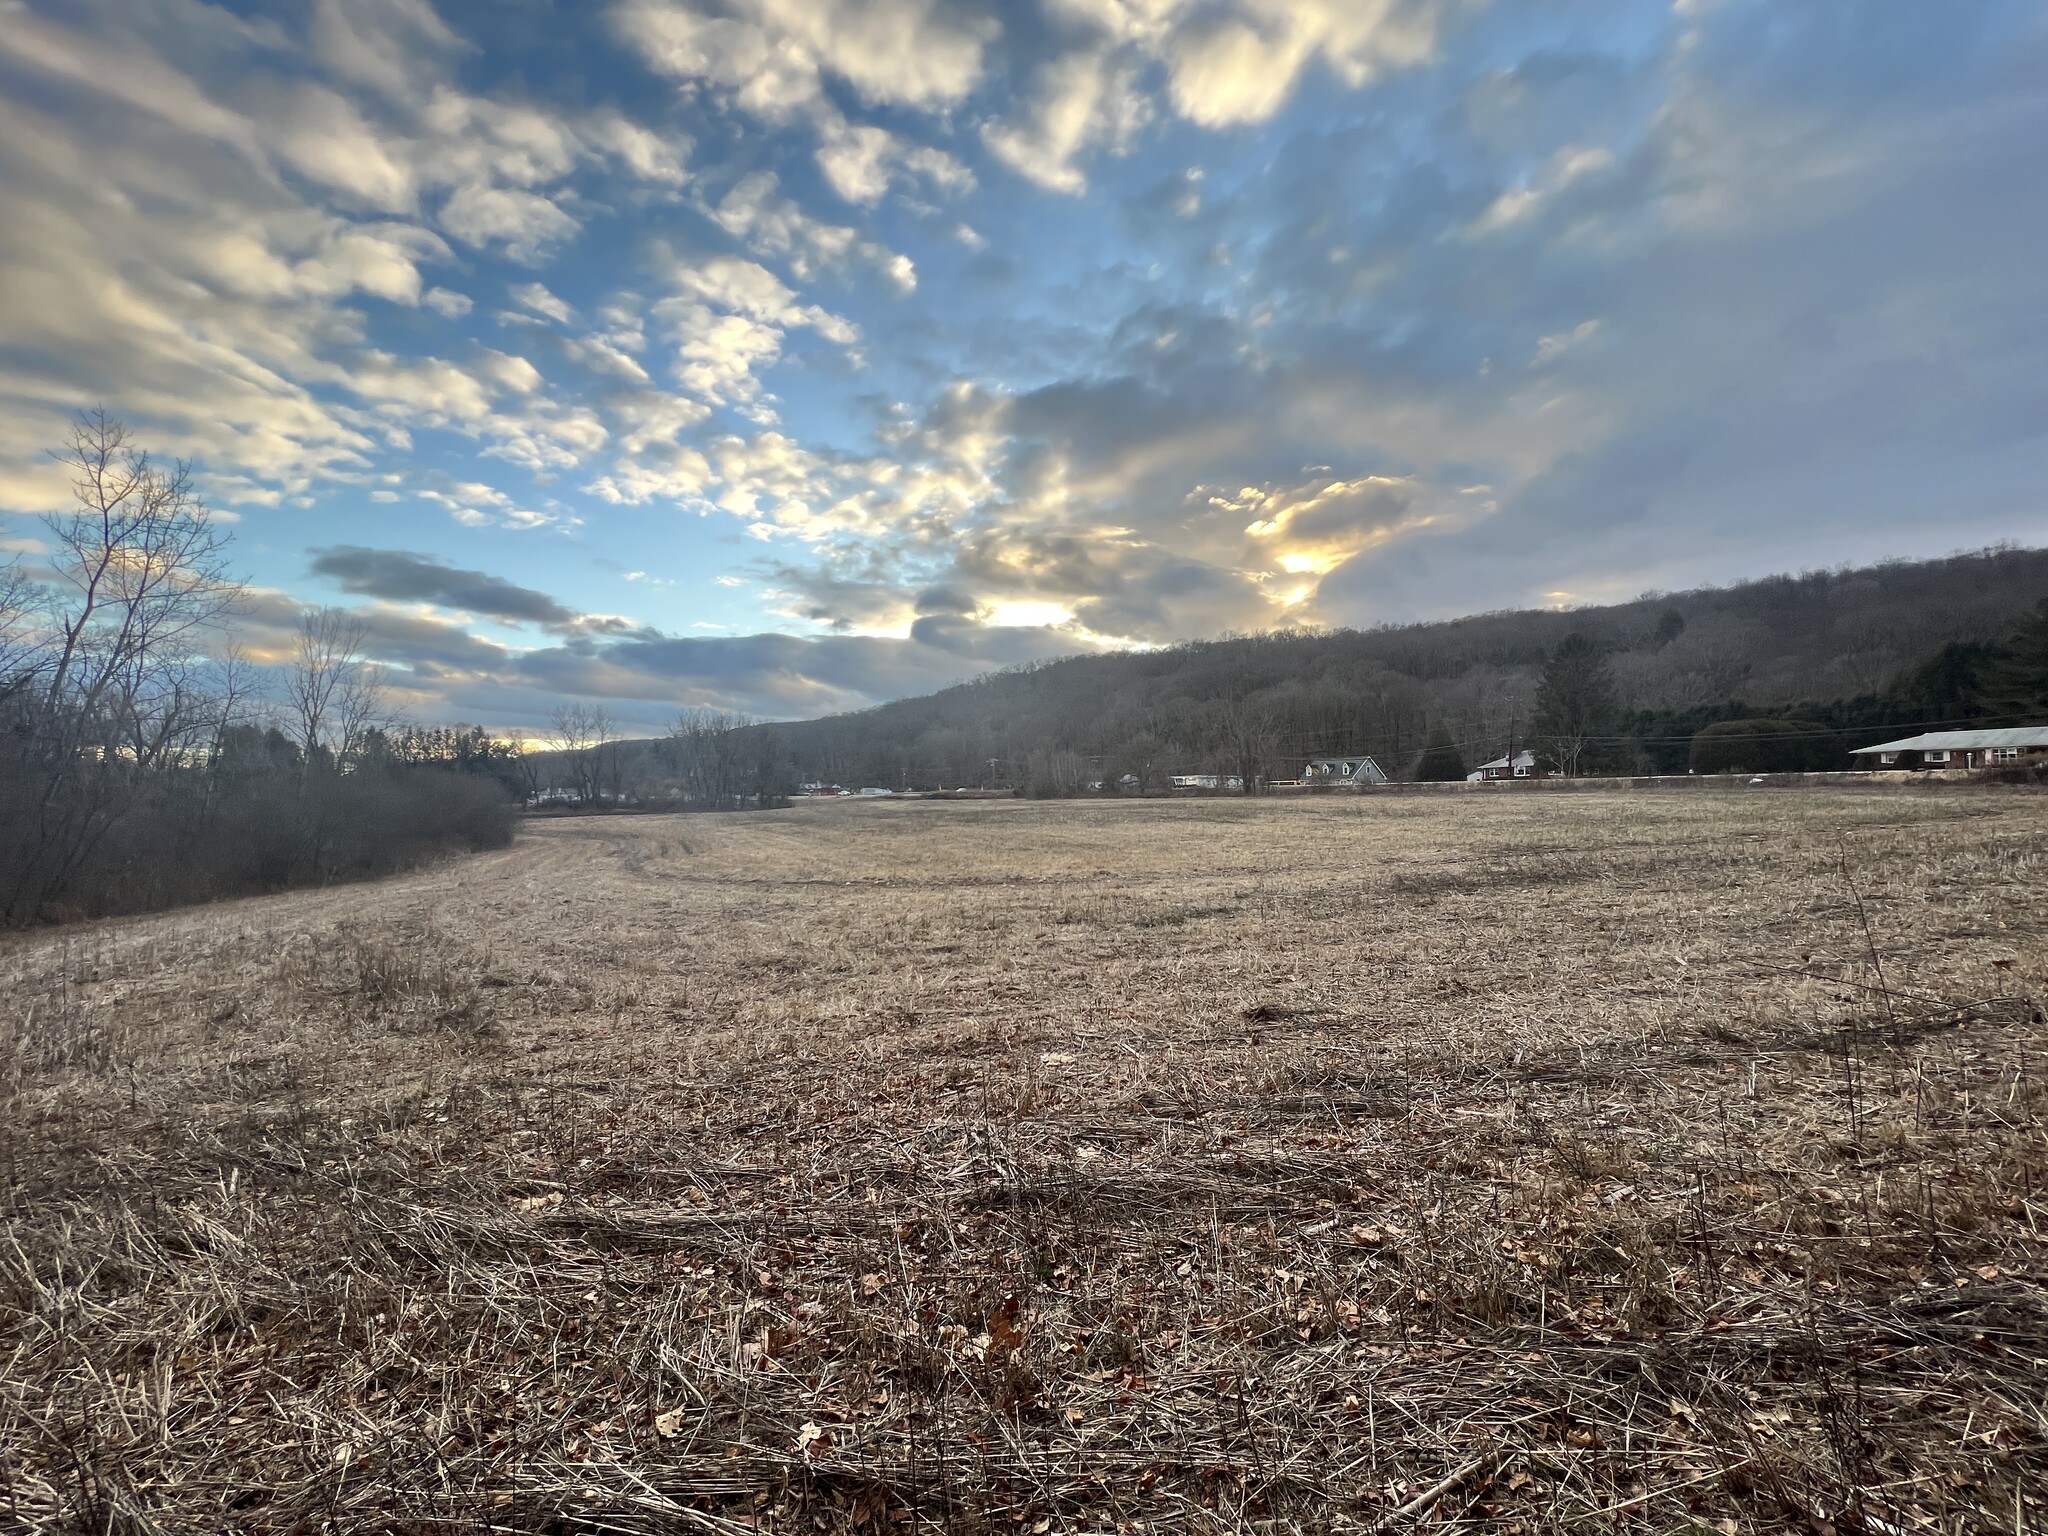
30;411;237;757
335;653;390;763
1219;695;1282;793
549;702;618;804
206;644;261;752
666;707;760;808
0;560;43;704
287;608;387;768
502;730;541;803
3;411;241;917
1022;745;1088;797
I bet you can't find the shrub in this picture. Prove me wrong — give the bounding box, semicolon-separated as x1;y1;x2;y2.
19;756;518;923
1412;726;1467;782
1688;718;1845;775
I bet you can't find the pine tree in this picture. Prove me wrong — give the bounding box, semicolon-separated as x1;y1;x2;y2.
1894;639;2004;723
1413;724;1467;781
1533;633;1619;776
1979;600;2048;720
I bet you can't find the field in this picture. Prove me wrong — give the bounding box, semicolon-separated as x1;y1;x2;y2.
3;788;2046;1534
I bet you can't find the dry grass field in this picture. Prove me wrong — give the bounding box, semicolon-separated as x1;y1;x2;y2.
4;788;2046;1534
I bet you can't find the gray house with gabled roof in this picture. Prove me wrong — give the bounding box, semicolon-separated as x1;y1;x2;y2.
1301;756;1388;787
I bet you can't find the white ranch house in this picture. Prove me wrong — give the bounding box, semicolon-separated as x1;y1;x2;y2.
1852;727;2048;771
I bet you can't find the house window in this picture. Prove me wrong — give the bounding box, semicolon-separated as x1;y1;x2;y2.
1991;747;2021;762
1880;753;1899;765
1925;750;1951;764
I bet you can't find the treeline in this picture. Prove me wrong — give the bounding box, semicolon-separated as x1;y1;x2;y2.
746;547;2048;792
0;415;517;924
529;704;789;811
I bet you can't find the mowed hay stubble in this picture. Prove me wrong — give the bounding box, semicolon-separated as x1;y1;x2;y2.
2;788;2045;1533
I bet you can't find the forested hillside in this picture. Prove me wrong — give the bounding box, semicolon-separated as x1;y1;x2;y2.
755;546;2048;791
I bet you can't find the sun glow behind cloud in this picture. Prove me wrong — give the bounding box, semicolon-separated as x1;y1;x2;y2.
984;599;1075;629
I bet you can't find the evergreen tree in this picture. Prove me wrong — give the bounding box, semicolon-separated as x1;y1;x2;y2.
1979;600;2048;719
1533;633;1619;776
1892;639;2003;724
1412;724;1467;781
1689;719;1844;774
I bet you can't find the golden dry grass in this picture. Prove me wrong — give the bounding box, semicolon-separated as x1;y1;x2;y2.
3;787;2046;1534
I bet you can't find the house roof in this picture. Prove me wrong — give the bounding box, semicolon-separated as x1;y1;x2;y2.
1302;755;1388;782
1851;727;2048;754
1472;749;1537;771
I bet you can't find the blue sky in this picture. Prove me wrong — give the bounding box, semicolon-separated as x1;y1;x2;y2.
2;0;2045;729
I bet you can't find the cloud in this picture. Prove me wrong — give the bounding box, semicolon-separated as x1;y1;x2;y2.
611;0;993;220
669;256;854;336
1162;0;1445;128
437;183;577;261
1531;318;1600;367
246;590;1103;729
984;48;1152;193
976;0;1450;191
0;94;377;507
815;117;973;205
309;544;583;627
309;0;466;103
269;83;419;210
511;616;1094;720
510;281;575;324
228;583;515;676
581;108;691;186
588;450;715;506
607;0;1421;202
0;4;269;159
636;256;861;422
0;0;688;520
708;170;916;291
610;0;996;118
1227;473;1466;591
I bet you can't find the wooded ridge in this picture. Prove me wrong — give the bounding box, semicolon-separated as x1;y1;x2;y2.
741;544;2048;791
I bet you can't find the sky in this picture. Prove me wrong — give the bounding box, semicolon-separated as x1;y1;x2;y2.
2;0;2045;731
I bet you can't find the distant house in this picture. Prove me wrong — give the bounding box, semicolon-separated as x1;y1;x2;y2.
1467;750;1545;782
1301;756;1388;787
1170;774;1244;790
1852;727;2048;771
